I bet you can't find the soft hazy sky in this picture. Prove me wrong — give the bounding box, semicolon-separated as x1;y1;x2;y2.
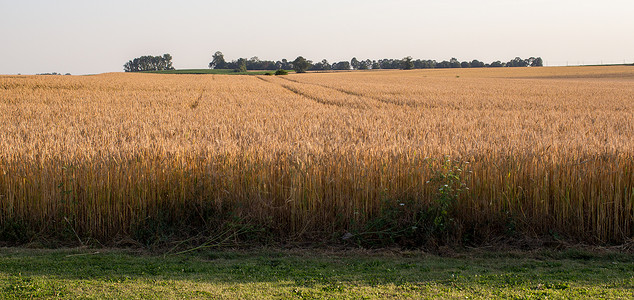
1;0;633;74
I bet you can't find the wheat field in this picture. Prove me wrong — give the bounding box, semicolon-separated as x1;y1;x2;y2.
1;66;633;246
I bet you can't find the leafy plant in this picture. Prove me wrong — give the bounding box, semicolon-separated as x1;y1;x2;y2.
348;158;469;248
426;157;468;238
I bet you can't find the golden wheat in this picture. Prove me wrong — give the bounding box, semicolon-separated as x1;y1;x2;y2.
0;66;633;244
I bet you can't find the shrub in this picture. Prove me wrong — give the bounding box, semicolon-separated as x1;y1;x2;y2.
275;69;288;75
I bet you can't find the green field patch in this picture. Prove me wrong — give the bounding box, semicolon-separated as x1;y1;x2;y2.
140;69;294;75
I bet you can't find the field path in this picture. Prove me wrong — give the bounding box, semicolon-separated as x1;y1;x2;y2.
274;75;412;108
256;75;392;109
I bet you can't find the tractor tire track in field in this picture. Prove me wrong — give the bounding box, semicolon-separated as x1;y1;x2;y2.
256;76;371;109
276;76;414;108
255;76;338;107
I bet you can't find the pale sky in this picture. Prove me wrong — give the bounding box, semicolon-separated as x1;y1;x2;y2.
1;0;633;75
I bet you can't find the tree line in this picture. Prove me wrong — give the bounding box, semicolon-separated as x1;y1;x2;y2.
124;54;174;72
123;51;542;72
209;51;543;73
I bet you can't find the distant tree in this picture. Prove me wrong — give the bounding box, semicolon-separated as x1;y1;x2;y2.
123;61;134;72
460;61;471;68
310;59;331;71
371;60;381;69
363;59;372;69
162;54;174;70
234;58;247;72
250;57;277;70
124;54;175;72
246;56;277;70
265;60;278;70
450;58;461;68
276;59;292;70
292;56;312;73
321;59;332;70
413;59;423;69
378;59;401;69
530;57;543;67
470;60;485;68
415;60;435;69
436;60;450;68
401;56;414;70
320;59;331;70
209;51;227;69
358;59;371;70
350;57;360;70
490;61;504;67
332;61;351;70
506;57;528;67
247;56;261;69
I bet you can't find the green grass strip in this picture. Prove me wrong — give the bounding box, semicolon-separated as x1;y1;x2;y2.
0;248;632;299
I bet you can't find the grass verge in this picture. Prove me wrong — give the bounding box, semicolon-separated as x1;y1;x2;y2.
0;247;632;299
